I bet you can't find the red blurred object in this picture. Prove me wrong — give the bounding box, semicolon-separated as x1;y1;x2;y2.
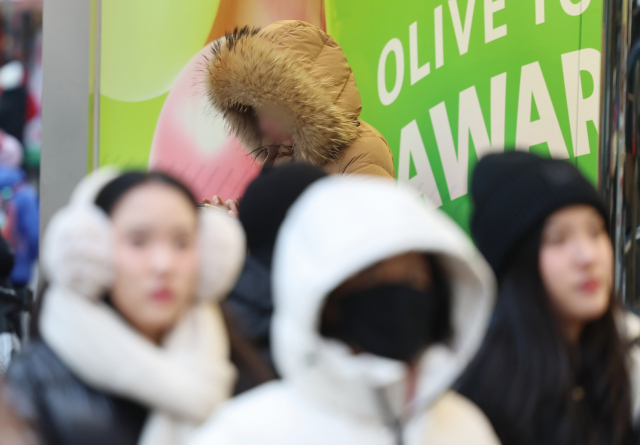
24;93;37;122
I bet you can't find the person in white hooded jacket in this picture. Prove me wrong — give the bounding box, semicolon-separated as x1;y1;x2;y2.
3;169;245;445
188;176;500;445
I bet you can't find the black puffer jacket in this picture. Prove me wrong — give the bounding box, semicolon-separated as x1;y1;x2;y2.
0;87;27;144
225;255;273;354
3;341;148;445
223;255;278;394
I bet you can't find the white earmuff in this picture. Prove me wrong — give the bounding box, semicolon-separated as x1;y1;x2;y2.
42;167;119;300
41;205;113;300
195;208;246;301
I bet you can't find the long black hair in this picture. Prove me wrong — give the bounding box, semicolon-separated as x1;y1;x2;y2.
456;227;634;445
30;171;198;338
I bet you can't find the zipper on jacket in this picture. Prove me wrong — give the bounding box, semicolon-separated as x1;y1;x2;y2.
375;388;404;445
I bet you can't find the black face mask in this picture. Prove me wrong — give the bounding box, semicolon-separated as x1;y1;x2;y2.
320;283;450;363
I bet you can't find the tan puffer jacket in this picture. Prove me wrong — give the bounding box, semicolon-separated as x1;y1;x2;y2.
204;20;395;178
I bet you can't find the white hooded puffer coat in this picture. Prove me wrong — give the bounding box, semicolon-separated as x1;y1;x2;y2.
188;176;500;445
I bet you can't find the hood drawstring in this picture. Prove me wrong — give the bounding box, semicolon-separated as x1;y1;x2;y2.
375;387;404;445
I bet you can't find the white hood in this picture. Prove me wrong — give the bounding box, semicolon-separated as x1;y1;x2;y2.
271;176;496;421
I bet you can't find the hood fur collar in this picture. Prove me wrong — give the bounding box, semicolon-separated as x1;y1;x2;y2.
204;22;362;166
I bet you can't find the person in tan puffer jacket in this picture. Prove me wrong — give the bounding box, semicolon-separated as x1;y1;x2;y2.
204;20;395;179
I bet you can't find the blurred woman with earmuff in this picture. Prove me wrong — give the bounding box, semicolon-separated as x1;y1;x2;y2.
1;169;245;445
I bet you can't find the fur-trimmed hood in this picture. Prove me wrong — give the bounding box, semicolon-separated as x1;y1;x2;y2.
204;21;363;166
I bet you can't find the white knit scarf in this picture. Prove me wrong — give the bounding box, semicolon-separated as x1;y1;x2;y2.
39;284;235;445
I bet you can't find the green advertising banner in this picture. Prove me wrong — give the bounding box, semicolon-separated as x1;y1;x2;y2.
98;0;220;169
325;0;602;232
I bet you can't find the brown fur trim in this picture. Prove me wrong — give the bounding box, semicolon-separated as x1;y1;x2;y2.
203;26;360;166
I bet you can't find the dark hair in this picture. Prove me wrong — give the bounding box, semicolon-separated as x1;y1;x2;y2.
239;162;326;267
456;227;634;445
95;171;197;215
30;171;197;339
424;254;452;344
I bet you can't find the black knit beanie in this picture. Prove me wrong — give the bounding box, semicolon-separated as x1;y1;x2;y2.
239;162;327;267
470;151;607;276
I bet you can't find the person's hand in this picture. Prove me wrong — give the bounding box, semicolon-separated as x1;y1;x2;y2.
203;195;241;218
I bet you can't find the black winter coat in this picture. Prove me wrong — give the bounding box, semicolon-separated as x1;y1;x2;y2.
0;87;27;143
225;256;273;353
3;341;148;445
223;255;278;394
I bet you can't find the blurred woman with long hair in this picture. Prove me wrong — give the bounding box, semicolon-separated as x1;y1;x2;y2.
457;151;637;445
